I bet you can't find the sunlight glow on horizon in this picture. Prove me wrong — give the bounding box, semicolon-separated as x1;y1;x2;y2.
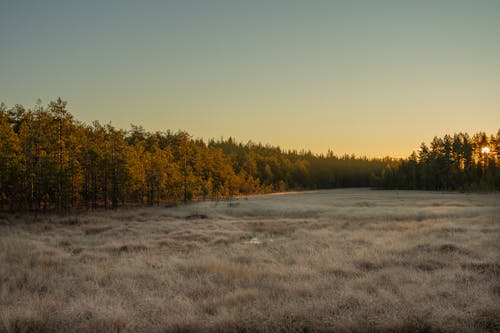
1;1;499;158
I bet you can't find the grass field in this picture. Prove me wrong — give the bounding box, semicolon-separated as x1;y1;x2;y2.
1;189;499;332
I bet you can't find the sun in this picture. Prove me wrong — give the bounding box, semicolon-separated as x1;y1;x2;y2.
481;147;490;154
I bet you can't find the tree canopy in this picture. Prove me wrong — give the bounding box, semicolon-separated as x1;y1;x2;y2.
374;131;500;191
0;99;497;213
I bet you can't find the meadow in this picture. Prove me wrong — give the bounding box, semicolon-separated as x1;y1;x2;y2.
1;189;499;332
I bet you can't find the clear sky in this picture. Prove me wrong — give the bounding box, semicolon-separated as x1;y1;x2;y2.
1;0;499;157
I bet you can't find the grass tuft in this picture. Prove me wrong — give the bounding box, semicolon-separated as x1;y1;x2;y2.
1;189;499;332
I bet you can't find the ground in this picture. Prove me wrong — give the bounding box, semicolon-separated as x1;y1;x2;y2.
1;189;499;332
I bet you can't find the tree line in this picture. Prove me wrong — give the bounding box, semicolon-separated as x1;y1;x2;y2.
374;131;500;191
1;99;497;213
0;99;389;213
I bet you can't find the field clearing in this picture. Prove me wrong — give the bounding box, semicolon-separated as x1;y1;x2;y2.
1;189;499;332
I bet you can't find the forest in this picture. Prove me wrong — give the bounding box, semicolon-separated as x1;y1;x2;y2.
0;98;498;213
376;131;500;191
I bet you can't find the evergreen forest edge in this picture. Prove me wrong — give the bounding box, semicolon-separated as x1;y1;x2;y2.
0;98;498;213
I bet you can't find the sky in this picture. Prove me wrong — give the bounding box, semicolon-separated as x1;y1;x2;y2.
1;0;499;157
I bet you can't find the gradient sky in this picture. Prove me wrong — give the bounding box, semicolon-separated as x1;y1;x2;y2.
1;0;499;157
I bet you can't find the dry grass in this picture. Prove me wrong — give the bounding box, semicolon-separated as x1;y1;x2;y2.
1;189;499;332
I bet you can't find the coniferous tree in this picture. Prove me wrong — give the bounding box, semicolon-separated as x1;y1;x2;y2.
1;99;495;214
0;105;21;211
